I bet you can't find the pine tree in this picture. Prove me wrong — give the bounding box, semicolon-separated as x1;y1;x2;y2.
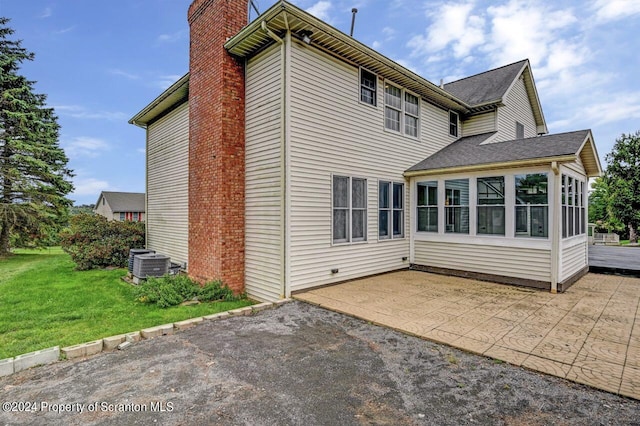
0;17;74;255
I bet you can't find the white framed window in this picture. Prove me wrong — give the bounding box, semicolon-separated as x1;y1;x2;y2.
384;82;419;138
561;174;586;238
477;176;505;235
516;121;525;139
333;175;367;244
404;93;419;137
360;68;377;106
379;181;404;239
449;111;459;137
515;173;548;238
417;181;438;232
384;84;402;132
445;179;469;233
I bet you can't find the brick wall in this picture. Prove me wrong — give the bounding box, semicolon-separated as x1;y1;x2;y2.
187;0;247;293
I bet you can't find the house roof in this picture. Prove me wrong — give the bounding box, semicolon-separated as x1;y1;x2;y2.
405;130;602;177
444;60;547;134
129;73;189;127
224;0;471;113
96;191;146;212
444;60;527;106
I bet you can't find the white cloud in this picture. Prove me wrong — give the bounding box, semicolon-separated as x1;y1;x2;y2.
54;26;75;34
71;177;110;197
157;29;187;43
54;105;128;121
575;92;640;127
592;0;640;22
306;1;333;22
63;136;111;158
39;7;52;18
109;69;139;80
408;2;485;59
483;0;578;68
156;74;183;90
372;40;382;50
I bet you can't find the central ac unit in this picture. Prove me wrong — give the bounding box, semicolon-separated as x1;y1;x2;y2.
128;249;156;274
132;254;170;279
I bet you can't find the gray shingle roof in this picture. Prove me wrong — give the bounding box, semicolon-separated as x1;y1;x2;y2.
443;60;528;106
406;130;591;173
100;192;145;212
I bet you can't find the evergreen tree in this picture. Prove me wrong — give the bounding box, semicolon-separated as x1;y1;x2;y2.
606;131;640;243
0;17;74;255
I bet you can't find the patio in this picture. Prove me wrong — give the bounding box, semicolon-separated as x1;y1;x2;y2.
295;270;640;399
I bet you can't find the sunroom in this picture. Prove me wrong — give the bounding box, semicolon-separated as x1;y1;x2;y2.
405;130;602;293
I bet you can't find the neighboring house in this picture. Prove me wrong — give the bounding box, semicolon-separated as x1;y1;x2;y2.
94;191;145;222
129;0;601;301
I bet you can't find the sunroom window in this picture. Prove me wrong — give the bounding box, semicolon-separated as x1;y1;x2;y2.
477;176;505;235
417;181;438;232
515;173;548;238
445;179;469;233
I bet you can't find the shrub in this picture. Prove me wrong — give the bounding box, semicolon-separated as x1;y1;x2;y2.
59;213;145;270
135;275;239;308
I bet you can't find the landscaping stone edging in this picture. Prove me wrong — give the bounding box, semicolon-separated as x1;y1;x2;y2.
0;299;290;378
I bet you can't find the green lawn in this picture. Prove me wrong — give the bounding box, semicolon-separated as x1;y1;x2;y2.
0;248;253;359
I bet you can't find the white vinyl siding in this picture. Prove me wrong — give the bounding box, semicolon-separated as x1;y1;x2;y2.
286;42;452;292
462;111;496;137
245;45;283;302
495;75;537;142
561;239;588;281
414;241;551;282
146;102;189;266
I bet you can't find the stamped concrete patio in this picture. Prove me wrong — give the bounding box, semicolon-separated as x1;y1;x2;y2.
295;271;640;400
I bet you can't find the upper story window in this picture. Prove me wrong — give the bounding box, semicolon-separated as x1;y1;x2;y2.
516;121;525;139
404;93;419;137
384;82;420;138
360;69;377;106
449;111;459;137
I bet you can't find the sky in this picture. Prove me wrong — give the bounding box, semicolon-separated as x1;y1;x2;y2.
0;0;639;206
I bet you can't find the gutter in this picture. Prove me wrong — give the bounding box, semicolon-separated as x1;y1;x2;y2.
403;155;576;178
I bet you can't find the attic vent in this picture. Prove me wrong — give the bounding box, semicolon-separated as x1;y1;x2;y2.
133;254;170;279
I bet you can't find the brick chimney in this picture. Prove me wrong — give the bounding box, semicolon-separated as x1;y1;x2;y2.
187;0;247;293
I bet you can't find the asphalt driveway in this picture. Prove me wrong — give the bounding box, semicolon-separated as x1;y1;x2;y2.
1;301;640;425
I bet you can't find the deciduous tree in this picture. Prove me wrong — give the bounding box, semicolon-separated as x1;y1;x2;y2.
605;131;640;243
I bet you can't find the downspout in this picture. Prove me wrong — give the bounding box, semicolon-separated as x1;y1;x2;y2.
261;20;288;299
550;161;560;294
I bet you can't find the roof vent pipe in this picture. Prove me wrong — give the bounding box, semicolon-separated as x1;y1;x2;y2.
248;0;260;24
440;79;444;89
350;8;358;37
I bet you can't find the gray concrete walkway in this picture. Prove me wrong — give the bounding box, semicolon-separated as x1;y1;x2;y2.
589;245;640;275
295;271;640;400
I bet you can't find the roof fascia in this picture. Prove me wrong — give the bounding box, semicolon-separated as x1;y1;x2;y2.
225;0;471;112
404;155;576;178
576;130;603;177
129;73;190;128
